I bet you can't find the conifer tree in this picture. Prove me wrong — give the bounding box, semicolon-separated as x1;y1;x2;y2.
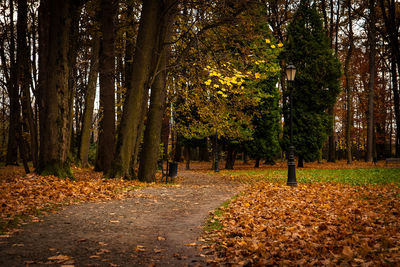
283;0;341;167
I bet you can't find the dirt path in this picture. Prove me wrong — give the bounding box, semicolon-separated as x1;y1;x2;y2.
0;170;243;266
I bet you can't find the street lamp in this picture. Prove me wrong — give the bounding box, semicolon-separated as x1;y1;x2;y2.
286;63;297;186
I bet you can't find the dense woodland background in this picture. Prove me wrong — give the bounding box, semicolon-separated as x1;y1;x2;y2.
0;0;399;181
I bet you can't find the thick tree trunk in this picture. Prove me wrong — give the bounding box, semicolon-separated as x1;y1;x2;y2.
130;86;149;177
366;0;376;162
138;32;170;181
109;0;162;178
95;0;116;173
80;36;100;168
37;0;73;177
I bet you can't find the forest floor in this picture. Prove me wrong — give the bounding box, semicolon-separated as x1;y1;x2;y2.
0;165;244;266
0;160;399;266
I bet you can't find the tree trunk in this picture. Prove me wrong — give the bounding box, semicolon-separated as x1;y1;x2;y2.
173;134;182;162
345;0;353;165
17;0;37;170
109;0;162;178
254;158;260;168
6;0;19;165
198;138;209;161
130;85;149;177
328;106;335;162
298;155;304;168
243;151;249;164
67;3;81;158
80;36;100;168
138;22;171;181
161;111;170;161
391;58;400;157
225;145;235;169
366;0;376;162
95;0;116;173
184;145;190;170
37;0;73;177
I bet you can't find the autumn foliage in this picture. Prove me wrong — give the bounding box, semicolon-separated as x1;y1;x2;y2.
205;180;400;265
0;166;149;232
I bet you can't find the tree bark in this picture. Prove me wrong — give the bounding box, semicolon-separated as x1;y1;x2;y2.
67;3;81;158
254;158;260;168
198;138;209;161
37;0;73;177
184;145;190;170
366;0;376;162
161;110;170;161
345;0;353;165
225;144;235;169
137;5;177;181
391;57;400;156
298;155;304;168
17;0;37;170
95;0;117;173
6;0;19;165
80;36;100;168
109;0;162;178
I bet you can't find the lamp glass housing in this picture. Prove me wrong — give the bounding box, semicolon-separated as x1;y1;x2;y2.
286;63;296;81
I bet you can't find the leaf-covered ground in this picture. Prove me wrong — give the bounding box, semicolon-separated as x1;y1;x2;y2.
204;164;400;266
0;166;152;233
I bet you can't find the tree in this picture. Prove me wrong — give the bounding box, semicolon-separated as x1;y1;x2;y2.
37;0;76;177
344;0;354;164
109;0;164;179
80;33;100;168
95;0;117;173
366;0;377;162
138;13;174;182
284;0;341;167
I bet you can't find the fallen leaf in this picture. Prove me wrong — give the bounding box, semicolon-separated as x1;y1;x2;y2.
157;236;166;241
48;255;71;262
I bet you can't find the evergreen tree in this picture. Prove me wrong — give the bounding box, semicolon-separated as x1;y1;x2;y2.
247;77;281;166
283;0;341;167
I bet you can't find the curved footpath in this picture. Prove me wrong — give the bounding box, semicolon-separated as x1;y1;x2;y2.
0;170;243;266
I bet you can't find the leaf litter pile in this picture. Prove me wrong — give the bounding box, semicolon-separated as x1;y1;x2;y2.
0;166;150;232
205;182;400;266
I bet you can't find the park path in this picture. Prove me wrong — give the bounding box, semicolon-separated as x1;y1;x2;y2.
0;170;243;266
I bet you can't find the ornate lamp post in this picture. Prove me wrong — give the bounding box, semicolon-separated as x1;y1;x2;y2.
286;63;297;186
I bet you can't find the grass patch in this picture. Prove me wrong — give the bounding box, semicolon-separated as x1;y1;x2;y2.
204;196;238;232
219;168;400;185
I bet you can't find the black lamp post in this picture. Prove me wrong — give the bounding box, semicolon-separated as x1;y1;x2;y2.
286;63;297;186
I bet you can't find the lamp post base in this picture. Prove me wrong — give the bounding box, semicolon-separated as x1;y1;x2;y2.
287;146;297;186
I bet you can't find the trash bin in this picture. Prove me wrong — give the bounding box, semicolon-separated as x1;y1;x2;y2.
168;162;178;178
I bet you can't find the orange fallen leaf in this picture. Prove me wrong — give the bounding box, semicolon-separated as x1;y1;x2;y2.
48;255;71;262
